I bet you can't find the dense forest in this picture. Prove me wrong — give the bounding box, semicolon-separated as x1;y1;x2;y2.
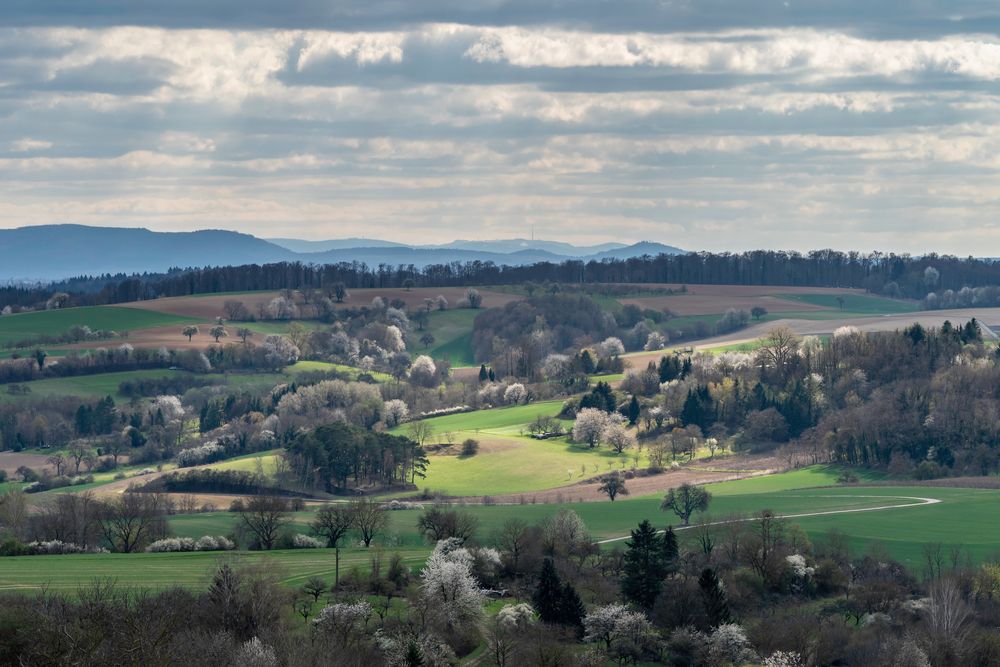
3;250;1000;310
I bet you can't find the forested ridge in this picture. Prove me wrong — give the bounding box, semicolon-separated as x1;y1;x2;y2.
3;249;1000;309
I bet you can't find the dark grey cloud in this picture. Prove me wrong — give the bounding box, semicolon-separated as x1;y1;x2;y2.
4;0;1000;37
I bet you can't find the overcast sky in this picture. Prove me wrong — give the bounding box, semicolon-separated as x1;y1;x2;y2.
4;2;1000;253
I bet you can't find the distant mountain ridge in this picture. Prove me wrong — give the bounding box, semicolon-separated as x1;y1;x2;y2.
0;225;684;281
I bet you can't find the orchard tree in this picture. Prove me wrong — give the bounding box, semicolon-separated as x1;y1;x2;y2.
661;483;712;525
236;327;253;344
599;473;629;502
604;421;635;454
573;408;611;448
182;325;199;342
209;325;228;343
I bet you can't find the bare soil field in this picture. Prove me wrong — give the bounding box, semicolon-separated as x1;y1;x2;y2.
618;284;869;316
0;452;50;475
125;287;520;320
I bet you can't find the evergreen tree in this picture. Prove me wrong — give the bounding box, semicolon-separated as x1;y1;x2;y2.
478;364;488;382
488;368;496;382
621;520;668;609
699;567;731;627
579;349;597;374
74;404;93;436
681;357;693;378
681;390;703;428
627;395;641;426
558;582;585;630
533;558;564;623
658;355;680;383
662;526;679;573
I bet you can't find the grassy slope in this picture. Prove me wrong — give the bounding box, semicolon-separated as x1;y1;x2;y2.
411;309;478;367
0;306;196;345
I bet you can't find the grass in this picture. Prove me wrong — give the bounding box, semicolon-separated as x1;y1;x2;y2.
0;306;196;346
6;465;1000;592
778;293;919;314
0;548;432;593
411;310;478;367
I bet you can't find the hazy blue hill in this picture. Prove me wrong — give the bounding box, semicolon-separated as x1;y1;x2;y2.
0;225;297;280
0;225;685;280
266;237;408;252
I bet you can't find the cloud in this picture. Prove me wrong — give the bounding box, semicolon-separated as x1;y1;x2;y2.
0;17;1000;253
8;138;53;152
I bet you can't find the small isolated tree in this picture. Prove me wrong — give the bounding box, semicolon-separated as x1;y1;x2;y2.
604;420;636;454
573;408;611;448
312;504;354;584
599;473;629;502
182;325;199;342
236;327;253;344
209;325;228;343
349;497;387;547
465;288;483;309
419;332;435;347
402;278;415;291
751;306;768;321
33;349;46;370
661;483;712;525
303;576;328;603
239;495;290;550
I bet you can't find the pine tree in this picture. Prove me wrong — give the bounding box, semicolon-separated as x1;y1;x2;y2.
533;558;563;623
488;368;496;382
621;520;668;609
627;395;641;426
699;567;731;627
479;364;489;382
558;581;585;630
662;526;679;573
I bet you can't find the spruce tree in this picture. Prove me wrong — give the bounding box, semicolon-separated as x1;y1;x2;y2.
558;581;585;630
662;526;679;573
621;520;667;609
627;395;641;426
699;567;731;627
488;368;496;382
478;364;489;382
533;558;564;623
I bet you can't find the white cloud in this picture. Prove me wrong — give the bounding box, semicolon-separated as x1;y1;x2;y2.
9;138;53;152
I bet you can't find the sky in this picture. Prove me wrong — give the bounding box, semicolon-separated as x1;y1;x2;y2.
3;2;1000;253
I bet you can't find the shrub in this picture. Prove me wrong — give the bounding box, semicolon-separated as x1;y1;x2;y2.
460;439;479;456
147;535;235;552
292;534;325;549
176;442;227;467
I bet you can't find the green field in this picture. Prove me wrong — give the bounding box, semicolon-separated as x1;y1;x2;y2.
0;306;196;345
0;548;431;593
390;400;642;496
3;466;997;592
778;293;918;314
411;309;478;367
